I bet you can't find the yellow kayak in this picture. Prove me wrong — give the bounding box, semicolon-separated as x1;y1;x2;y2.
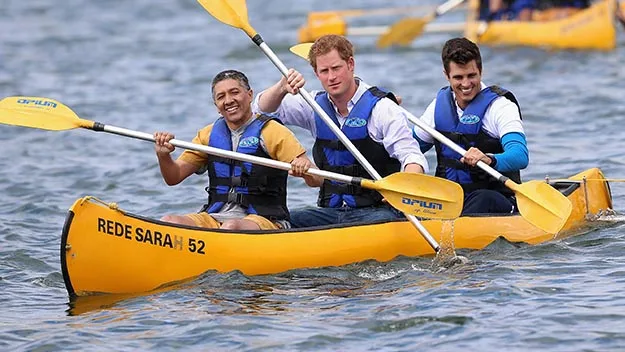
61;167;613;297
466;0;617;51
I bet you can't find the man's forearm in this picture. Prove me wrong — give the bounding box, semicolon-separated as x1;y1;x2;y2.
404;163;425;174
257;81;288;113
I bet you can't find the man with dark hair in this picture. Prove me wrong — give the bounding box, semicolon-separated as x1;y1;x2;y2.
253;34;429;228
412;37;529;215
154;69;314;230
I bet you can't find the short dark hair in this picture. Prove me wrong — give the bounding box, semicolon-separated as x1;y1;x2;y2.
211;70;251;96
441;37;482;74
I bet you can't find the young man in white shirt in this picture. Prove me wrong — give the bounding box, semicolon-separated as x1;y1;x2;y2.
253;35;428;228
412;37;528;215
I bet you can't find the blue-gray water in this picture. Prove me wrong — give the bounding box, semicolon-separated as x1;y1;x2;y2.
2;0;625;350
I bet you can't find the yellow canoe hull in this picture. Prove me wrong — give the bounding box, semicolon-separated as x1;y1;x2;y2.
467;0;617;50
61;168;613;296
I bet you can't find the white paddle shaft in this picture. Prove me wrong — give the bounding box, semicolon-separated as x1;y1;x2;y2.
437;0;466;16
348;22;465;36
407;115;506;182
100;124;354;184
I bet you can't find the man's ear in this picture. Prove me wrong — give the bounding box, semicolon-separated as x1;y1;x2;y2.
347;56;355;72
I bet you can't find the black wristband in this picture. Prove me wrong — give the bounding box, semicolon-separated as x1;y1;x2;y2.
486;153;497;168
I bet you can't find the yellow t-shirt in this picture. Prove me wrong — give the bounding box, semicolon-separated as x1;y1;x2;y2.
178;117;306;168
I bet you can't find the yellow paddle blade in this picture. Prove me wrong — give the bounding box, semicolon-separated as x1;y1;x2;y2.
0;96;91;131
507;180;573;234
376;16;430;48
196;0;254;36
376;0;466;48
289;43;313;61
196;0;248;27
363;172;463;219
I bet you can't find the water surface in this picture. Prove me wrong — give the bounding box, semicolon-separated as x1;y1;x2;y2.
1;0;625;350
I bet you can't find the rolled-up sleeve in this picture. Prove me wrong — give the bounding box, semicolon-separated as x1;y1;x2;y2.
370;99;429;173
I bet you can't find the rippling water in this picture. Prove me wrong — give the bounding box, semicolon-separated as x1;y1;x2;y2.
1;0;625;350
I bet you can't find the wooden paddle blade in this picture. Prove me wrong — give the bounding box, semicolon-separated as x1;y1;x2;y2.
508;180;573;234
376;17;428;48
196;0;249;30
366;172;463;219
0;96;87;131
289;43;313;61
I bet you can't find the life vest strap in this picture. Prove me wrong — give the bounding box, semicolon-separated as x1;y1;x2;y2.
315;138;347;151
322;181;367;196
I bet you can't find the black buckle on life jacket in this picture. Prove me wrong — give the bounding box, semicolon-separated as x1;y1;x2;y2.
227;192;244;204
324;181;360;195
231;176;248;187
212;156;234;165
346;184;357;194
446;132;464;144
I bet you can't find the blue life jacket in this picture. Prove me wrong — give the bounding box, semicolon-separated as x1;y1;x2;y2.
434;85;522;195
312;86;400;208
205;115;289;220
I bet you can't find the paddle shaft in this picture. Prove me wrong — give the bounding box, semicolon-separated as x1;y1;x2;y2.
435;0;466;17
248;34;441;252
0;94;464;219
90;122;366;186
407;115;507;182
317;4;463;19
333;22;465;37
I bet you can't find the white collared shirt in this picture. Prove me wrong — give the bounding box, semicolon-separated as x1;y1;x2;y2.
413;82;524;144
252;79;429;173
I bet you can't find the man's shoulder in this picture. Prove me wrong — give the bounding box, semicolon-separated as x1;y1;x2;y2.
491;94;518;110
355;77;372;89
486;96;522;124
260;118;294;135
261;118;284;127
197;123;215;138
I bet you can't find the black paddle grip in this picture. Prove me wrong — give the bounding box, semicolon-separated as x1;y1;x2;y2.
351;177;363;186
92;122;105;131
252;34;264;46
